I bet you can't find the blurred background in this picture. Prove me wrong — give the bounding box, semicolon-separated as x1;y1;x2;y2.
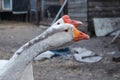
0;0;120;80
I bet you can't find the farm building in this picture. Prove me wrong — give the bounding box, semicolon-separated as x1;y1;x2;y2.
0;0;120;35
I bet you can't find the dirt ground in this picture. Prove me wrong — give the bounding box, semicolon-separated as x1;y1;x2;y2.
0;21;120;80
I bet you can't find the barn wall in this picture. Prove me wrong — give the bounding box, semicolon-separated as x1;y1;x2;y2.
68;0;88;32
88;0;120;35
40;0;65;25
0;0;2;11
13;0;28;12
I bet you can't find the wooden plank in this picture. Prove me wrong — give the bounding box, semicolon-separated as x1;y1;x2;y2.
88;7;120;11
69;0;87;3
71;17;87;20
69;1;86;5
69;8;87;11
89;0;120;2
89;2;120;7
68;4;87;8
89;11;120;17
0;0;2;11
70;16;87;22
69;9;87;13
69;13;87;17
69;6;87;9
93;18;120;36
70;16;87;19
44;1;58;5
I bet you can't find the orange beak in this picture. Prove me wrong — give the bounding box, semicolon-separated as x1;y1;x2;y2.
63;15;82;28
62;15;89;42
73;27;89;42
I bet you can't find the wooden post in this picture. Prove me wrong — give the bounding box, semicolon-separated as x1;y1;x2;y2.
0;12;1;22
36;0;40;26
26;0;30;22
41;0;44;21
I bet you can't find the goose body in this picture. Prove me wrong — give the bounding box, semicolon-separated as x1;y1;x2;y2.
0;22;89;80
0;60;8;74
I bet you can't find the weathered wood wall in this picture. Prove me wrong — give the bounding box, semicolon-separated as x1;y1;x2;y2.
88;0;120;35
0;0;2;11
68;0;88;32
40;0;65;25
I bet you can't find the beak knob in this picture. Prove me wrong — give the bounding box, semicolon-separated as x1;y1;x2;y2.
63;15;83;28
71;20;83;28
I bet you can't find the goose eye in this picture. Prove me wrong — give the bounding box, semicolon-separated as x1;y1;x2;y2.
64;29;68;32
57;22;60;25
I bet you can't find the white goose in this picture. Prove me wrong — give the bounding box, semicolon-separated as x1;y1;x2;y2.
35;15;83;60
0;17;89;80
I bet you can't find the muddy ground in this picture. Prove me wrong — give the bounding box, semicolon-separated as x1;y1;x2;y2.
0;21;120;80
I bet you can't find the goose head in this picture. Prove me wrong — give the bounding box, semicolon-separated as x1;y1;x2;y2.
14;15;89;54
42;23;89;50
52;15;82;28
